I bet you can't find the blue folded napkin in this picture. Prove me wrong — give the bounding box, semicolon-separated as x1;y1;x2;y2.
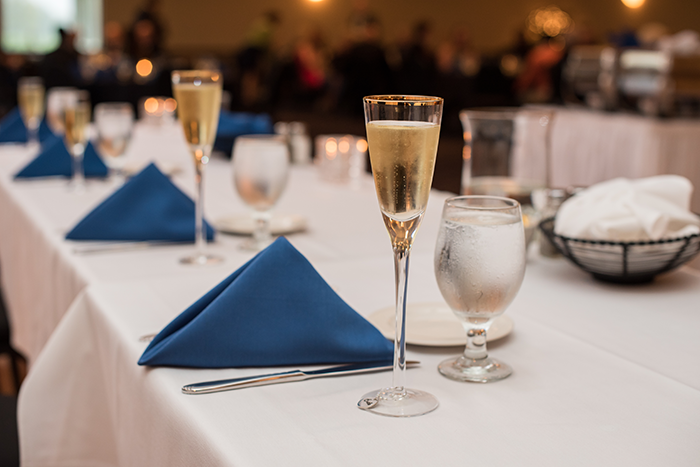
14;135;108;179
0;107;54;144
138;237;392;368
66;163;215;242
214;111;273;155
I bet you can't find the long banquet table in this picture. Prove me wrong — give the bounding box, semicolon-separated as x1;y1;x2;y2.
1;121;699;466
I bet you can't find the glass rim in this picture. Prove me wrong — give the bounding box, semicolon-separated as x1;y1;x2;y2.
445;195;521;211
363;95;443;105
171;69;221;84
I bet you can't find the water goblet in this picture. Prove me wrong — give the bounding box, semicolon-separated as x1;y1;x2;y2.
172;70;223;265
63;90;91;193
359;95;443;417
46;87;78;136
232;135;290;251
18;77;45;149
434;195;526;382
94;102;134;183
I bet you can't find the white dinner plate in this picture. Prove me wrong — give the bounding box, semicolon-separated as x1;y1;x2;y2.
215;214;307;236
368;302;514;347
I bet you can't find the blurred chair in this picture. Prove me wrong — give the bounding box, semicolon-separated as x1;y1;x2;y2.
0;288;23;394
660;54;700;115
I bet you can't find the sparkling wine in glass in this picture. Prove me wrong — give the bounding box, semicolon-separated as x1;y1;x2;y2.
17;77;45;148
172;70;223;265
434;196;526;382
63;90;90;193
360;95;442;417
95;102;134;183
232;135;290;251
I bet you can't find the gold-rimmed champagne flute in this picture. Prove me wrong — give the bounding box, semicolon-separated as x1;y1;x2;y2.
172;70;223;265
63;90;90;193
17;77;45;149
359;95;443;417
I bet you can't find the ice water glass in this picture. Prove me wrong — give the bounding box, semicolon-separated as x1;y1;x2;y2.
434;195;526;382
95;102;134;183
232;135;290;251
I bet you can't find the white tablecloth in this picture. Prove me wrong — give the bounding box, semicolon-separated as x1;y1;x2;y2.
548;108;700;211
1;121;699;466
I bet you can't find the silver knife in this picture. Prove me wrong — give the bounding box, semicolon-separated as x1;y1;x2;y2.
182;360;420;395
71;240;190;255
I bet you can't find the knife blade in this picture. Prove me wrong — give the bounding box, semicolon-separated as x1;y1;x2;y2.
182;360;420;395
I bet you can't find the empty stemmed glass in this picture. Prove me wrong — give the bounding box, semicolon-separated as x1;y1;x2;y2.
434;196;526;382
46;87;77;136
17;77;45;149
94;102;134;183
232;135;290;251
172;70;223;265
359;95;443;417
63;90;91;193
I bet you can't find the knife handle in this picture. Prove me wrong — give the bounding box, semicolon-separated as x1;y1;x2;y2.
182;370;306;394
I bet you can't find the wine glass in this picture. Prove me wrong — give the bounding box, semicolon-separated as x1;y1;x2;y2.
17;77;45;149
63;90;91;193
46;87;77;136
172;70;223;265
359;95;443;417
232;135;290;251
434;196;526;382
94;102;134;183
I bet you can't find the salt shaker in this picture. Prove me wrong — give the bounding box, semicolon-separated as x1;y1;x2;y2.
532;188;567;258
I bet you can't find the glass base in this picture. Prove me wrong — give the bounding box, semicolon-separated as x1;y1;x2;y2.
438;355;512;383
180;254;224;266
357;388;439;417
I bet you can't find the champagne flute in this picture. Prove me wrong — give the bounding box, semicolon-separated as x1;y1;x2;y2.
232;135;290;251
17;77;45;148
172;70;223;265
94;102;134;183
434;196;526;382
360;95;443;417
63;90;91;193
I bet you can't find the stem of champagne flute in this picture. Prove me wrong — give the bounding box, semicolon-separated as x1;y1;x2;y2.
391;244;410;395
71;144;85;192
194;154;206;259
28;122;40;148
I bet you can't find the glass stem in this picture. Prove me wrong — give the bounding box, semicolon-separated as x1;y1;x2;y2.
463;327;488;360
194;157;206;257
28;122;40;147
391;244;411;394
71;144;85;190
252;211;272;248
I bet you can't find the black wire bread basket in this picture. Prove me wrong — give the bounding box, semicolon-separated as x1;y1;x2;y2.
539;217;700;284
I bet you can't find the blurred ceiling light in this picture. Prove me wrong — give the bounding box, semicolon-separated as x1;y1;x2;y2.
308;0;323;2
527;6;573;38
136;58;153;77
621;0;645;8
356;138;368;153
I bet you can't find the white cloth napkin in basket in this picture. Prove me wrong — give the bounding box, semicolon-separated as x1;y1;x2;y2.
554;175;700;241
